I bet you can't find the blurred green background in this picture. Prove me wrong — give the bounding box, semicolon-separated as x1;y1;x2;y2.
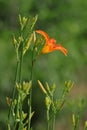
0;0;87;130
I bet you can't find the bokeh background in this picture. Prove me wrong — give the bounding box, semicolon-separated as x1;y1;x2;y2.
0;0;87;130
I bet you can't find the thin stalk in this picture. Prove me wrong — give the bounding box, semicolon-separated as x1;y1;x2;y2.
28;46;35;130
19;95;23;130
47;109;50;130
14;42;23;130
8;60;19;130
19;43;23;83
51;96;56;130
18;43;24;130
52;113;56;130
13;61;19;98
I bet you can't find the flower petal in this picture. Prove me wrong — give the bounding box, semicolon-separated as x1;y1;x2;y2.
54;44;68;56
36;30;68;56
36;30;50;42
48;38;56;45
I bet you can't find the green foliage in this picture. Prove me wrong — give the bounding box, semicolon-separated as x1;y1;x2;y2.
38;80;74;130
72;114;80;130
7;81;33;130
0;1;87;130
6;15;38;130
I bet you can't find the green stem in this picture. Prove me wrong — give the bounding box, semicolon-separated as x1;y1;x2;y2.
13;61;19;98
28;47;35;130
52;113;56;130
14;43;23;130
19;95;23;130
51;96;56;130
8;60;19;130
18;43;23;130
47;109;50;130
19;43;23;84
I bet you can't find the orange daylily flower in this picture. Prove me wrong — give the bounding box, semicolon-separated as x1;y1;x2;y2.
36;30;68;56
